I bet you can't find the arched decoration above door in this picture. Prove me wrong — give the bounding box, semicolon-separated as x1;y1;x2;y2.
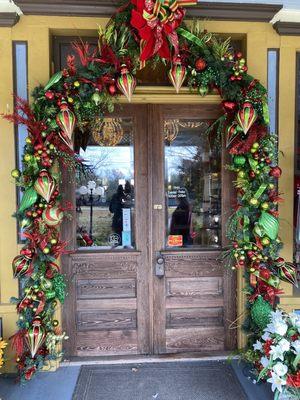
4;0;298;386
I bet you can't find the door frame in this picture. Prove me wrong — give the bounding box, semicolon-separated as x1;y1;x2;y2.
61;98;237;356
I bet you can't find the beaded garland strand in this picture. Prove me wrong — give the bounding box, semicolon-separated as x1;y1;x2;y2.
4;0;298;382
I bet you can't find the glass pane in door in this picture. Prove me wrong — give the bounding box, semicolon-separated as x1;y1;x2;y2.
164;119;221;248
76;118;135;249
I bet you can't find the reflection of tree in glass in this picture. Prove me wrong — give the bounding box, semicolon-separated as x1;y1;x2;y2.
76;147;114;186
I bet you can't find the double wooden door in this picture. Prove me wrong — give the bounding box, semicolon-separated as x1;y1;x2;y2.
62;104;236;357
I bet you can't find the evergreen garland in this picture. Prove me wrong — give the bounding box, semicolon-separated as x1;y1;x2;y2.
4;0;297;382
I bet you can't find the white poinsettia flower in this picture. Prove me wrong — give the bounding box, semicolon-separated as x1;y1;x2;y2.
292;340;300;354
267;320;288;336
278;338;290;352
262;331;271;341
273;362;288;377
270;345;284;361
253;340;263;351
267;372;286;393
289;312;300;328
261;356;270;368
271;310;284;323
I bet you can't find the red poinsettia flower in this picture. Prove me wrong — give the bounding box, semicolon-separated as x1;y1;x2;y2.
287;372;300;388
263;339;273;357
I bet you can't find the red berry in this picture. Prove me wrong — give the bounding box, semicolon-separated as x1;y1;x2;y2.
260;269;271;280
108;84;116;96
45;91;54;100
195;58;207;71
269;166;282;178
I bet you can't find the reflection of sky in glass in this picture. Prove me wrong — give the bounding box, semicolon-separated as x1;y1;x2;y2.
80;146;134;179
15;43;28;170
166;146;197;182
268;50;278;135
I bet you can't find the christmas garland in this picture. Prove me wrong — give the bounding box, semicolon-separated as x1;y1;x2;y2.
4;0;299;384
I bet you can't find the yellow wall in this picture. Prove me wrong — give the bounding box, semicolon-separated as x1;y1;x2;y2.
0;15;299;368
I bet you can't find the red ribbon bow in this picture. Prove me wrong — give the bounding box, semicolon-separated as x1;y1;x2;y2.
130;0;187;63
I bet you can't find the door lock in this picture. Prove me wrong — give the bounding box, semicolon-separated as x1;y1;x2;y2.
155;253;165;278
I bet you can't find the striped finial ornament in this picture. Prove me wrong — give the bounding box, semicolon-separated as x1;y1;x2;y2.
34;171;56;203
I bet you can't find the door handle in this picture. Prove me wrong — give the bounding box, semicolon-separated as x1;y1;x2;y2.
155;253;165;278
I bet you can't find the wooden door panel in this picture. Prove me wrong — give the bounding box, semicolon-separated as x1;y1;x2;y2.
76;278;136;299
166;307;224;328
166;278;223;297
77;310;137;331
166;327;225;353
76;330;138;356
163;252;225;353
164;252;223;278
64;252;141;356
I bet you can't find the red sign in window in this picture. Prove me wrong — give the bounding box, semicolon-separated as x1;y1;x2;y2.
167;235;183;247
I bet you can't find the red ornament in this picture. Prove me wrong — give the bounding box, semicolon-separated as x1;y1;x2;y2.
117;65;136;102
260;269;271;280
20;248;33;257
45;91;54;100
25;366;37;381
108;84;117;96
222;101;236;113
269;166;282;178
168;61;187;93
195;58;207;71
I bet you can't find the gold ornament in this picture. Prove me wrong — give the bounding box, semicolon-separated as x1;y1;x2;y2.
164;119;179;142
91;117;124;146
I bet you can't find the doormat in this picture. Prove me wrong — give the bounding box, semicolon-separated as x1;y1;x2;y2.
72;361;247;400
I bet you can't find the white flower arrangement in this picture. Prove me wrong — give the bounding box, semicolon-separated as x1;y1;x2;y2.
252;310;300;400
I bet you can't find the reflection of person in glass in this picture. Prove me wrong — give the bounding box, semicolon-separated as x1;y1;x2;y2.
170;189;192;246
124;180;133;207
109;185;124;241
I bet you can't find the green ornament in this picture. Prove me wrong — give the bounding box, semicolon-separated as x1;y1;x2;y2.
248;158;258;171
91;90;101;106
20;217;32;229
45;290;56;300
18;187;38;213
262;101;270;125
52;273;66;303
258;211;279;240
44;71;63;91
199;86;208;97
40;277;53;291
233;155;246;167
251;296;272;331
